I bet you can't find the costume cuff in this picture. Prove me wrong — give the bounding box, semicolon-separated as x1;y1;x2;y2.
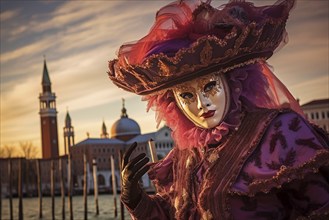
121;192;152;219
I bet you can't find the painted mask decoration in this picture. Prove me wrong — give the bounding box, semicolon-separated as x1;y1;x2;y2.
173;73;230;129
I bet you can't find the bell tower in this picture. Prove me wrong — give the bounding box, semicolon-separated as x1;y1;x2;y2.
39;58;59;159
63;110;75;155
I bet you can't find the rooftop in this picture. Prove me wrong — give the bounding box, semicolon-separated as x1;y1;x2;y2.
75;138;125;146
301;98;329;107
126;132;156;144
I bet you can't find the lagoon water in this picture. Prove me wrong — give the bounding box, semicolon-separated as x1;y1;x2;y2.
1;194;132;220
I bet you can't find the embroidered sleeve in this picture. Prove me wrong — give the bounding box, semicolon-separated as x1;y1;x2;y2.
232;111;329;195
232;111;329;218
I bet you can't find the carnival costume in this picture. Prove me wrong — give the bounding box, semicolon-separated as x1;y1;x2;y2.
108;0;329;219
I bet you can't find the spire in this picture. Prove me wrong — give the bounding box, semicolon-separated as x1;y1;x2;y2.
121;98;128;118
63;107;74;155
65;109;72;127
41;57;52;93
102;120;107;133
101;120;109;138
42;57;51;85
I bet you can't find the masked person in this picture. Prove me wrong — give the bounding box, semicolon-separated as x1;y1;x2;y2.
108;0;329;219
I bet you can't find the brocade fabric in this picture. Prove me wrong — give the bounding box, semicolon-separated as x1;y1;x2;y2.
123;109;329;219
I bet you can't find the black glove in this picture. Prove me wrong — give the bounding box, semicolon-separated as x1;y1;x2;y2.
121;142;150;209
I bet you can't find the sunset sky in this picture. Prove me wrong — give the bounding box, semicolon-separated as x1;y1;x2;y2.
1;0;328;157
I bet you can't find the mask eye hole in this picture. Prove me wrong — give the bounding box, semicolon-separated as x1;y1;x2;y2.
204;81;216;93
180;92;194;99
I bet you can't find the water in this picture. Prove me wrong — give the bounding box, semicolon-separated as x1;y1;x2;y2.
1;194;132;220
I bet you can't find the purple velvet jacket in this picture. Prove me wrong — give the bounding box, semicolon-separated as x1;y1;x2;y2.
124;109;329;219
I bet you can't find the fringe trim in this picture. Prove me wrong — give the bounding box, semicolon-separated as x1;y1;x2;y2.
232;150;329;197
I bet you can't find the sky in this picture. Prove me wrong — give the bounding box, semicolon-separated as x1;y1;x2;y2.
1;0;328;157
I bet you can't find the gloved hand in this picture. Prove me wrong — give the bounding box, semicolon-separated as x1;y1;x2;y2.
121;142;150;209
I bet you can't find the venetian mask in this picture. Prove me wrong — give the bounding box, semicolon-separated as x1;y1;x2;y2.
173;73;230;129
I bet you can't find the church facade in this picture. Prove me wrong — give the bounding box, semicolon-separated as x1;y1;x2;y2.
68;101;174;193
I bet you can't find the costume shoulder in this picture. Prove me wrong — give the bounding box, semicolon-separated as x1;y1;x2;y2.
232;110;329;196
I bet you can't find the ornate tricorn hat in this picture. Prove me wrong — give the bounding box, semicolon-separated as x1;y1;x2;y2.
108;0;295;95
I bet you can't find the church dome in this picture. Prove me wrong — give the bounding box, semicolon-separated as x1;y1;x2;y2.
111;99;141;140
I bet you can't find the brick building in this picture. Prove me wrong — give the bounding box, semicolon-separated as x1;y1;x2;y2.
39;59;59;159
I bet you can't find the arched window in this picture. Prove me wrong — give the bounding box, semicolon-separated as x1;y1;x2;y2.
98;174;105;186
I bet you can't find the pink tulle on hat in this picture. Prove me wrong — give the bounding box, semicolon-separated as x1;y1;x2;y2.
108;0;296;95
108;0;303;149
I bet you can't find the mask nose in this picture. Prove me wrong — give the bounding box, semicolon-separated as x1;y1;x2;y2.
197;93;210;110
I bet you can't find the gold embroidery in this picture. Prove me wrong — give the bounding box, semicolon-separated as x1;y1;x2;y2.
197;75;211;91
174;196;180;210
173;84;197;105
109;13;287;95
207;152;219;163
247;150;329;196
173;72;225;105
158;60;177;77
196;73;222;98
202;209;213;220
180;64;191;73
200;40;213;64
185;155;193;168
182;188;188;202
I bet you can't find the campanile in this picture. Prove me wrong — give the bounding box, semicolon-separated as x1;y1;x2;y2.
39;58;59;158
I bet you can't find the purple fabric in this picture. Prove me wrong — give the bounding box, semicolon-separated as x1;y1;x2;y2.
125;111;329;219
232;112;328;193
145;39;192;58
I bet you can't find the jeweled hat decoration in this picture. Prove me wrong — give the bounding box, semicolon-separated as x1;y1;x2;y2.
108;0;295;95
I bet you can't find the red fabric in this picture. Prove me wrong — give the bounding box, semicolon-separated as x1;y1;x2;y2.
116;0;295;67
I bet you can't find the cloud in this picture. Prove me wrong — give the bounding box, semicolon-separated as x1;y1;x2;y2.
1;0;328;152
1;37;55;63
0;8;20;21
290;76;329;104
1;76;40;119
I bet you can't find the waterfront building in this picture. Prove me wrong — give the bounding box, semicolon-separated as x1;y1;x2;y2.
301;98;329;132
0;61;174;197
69;100;174;193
